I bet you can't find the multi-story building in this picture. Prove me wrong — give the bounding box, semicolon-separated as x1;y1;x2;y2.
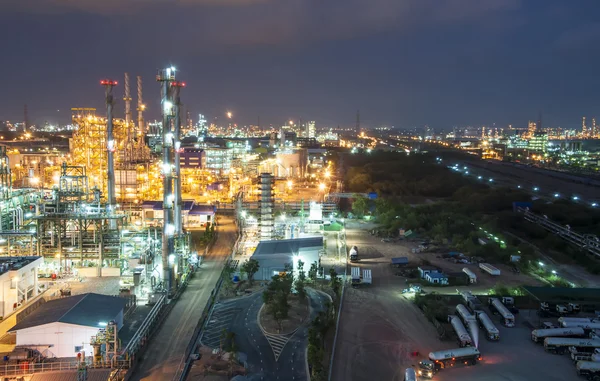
306;121;316;138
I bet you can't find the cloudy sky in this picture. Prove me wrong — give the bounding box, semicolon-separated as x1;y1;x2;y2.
2;0;600;130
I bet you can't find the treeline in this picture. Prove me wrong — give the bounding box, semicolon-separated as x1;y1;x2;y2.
347;151;600;275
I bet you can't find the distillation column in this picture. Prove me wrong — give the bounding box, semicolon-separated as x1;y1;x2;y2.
137;76;145;148
172;81;186;234
101;80;118;218
157;68;175;293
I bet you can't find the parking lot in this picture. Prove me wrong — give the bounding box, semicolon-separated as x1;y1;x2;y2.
200;298;243;348
331;222;580;381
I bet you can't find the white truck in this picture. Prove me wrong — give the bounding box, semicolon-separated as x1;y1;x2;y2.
559;317;599;327
531;327;585;343
458;290;483;312
544;337;600;354
462;267;477;283
403;368;417;381
349;246;359;262
449;315;473;347
479;263;501;276
351;267;361;285
362;269;372;285
569;346;600;362
418;347;481;379
456;304;476;324
489;298;515;327
576;361;600;380
563;322;600;330
476;311;500;341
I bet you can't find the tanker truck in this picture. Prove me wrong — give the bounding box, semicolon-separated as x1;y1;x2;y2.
476;311;500;341
531;327;585;343
417;347;481;379
449;315;473;347
489;297;515;327
544;337;600;354
576;361;600;380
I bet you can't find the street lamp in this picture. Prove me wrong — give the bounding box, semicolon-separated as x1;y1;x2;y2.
319;183;326;191
227;112;232;119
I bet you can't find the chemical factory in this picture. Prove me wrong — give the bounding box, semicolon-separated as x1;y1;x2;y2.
0;67;338;379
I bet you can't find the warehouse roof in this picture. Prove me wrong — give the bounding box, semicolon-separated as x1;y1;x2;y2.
189;205;216;215
523;286;600;304
253;237;323;256
10;293;128;332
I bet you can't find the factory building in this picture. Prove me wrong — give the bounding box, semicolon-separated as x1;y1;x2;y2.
9;293;128;358
0;256;43;319
250;237;323;281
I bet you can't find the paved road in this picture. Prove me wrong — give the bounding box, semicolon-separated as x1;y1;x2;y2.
130;216;236;381
204;288;329;380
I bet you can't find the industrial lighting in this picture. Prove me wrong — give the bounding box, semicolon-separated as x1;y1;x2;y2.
533;187;539;191
554;193;560;198
166;224;175;236
538;261;544;267
551;270;557;275
287;180;293;188
163;101;173;113
162;163;172;175
241;211;247;218
319;183;326;191
593;203;598;207
573;196;579;201
169;254;176;265
98;322;107;327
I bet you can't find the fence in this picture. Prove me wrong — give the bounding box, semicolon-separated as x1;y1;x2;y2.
0;359;105;377
175;231;241;381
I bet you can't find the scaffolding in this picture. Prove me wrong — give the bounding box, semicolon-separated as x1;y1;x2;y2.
70;108;152;203
34;164;126;272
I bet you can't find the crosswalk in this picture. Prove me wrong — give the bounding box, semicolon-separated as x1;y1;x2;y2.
200;300;240;348
263;332;292;361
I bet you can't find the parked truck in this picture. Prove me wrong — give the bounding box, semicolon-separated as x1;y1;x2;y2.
476;311;500;341
543;337;600;354
362;269;372;285
563;322;600;330
456;304;476;324
576;361;600;380
531;327;585;343
479;263;501;276
569;346;600;362
559;317;598;327
349;246;359;262
351;267;361;285
417;347;481;379
462;267;477;283
489;298;515;327
449;315;473;347
458;290;483;313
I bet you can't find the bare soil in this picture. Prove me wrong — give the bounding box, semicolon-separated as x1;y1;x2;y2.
259;294;309;335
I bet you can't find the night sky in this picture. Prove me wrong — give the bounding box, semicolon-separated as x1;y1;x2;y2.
3;0;600;130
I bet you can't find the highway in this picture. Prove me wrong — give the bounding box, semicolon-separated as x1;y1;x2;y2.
130;216;236;381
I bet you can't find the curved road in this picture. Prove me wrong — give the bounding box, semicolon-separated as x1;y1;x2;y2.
130;216;236;381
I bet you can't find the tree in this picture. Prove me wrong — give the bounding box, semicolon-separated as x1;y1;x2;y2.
241;259;260;285
308;262;318;283
295;259;308;301
329;267;342;300
262;265;295;331
352;196;369;217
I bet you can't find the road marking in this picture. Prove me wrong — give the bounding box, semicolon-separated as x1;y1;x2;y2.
263;332;293;361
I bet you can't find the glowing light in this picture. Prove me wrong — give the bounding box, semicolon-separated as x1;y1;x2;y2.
165;224;175;236
319;183;326;191
163;101;173;113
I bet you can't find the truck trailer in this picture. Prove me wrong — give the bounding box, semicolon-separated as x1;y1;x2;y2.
476;311;500;341
479;263;501;276
462;267;477;283
351;267;360;285
563;322;600;330
449;315;473;347
576;361;600;380
417;347;481;379
362;269;372;285
543;337;600;354
531;327;585;343
456;304;476;324
489;298;515;327
569;346;600;362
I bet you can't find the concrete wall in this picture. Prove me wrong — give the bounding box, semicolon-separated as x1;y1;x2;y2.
16;322;101;358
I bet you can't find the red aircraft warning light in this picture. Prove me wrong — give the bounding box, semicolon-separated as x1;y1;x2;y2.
100;80;118;86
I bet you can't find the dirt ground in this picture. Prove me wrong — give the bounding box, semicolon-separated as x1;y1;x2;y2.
259;295;309;335
331;221;549;381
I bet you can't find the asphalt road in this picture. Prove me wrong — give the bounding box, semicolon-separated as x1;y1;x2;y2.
221;288;330;380
130;216;236;381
